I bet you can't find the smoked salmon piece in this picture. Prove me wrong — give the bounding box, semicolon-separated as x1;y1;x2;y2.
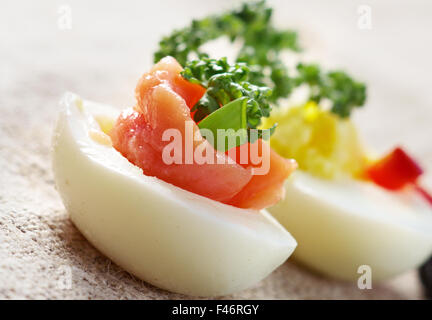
110;58;252;202
226;139;297;209
135;56;206;110
110;56;295;209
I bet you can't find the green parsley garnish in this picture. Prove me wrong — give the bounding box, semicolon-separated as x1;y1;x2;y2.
181;57;275;150
295;63;367;118
154;0;367;118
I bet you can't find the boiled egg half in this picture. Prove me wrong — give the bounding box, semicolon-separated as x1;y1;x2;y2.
52;93;297;297
269;170;432;281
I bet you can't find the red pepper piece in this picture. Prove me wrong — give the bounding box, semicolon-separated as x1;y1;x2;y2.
367;147;423;190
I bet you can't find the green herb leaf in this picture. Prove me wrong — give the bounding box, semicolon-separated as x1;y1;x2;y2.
197;97;276;151
154;0;299;102
154;0;368;118
181;57;272;131
198;97;248;151
296;63;367;118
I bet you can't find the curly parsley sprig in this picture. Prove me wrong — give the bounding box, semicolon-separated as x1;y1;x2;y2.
154;0;367;118
155;1;299;102
181;57;275;147
295;63;367;118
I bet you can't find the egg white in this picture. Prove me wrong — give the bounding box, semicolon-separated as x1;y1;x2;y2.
269;170;432;281
52;93;297;297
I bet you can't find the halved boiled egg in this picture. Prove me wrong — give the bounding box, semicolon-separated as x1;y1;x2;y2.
52;93;297;297
269;170;432;281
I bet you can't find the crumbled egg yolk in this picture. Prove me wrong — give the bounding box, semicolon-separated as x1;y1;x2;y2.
261;102;367;180
94;115;115;135
89;129;112;146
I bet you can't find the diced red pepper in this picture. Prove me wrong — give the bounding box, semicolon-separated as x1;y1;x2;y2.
367;147;432;206
367;147;423;190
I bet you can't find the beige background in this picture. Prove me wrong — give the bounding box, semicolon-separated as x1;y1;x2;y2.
0;0;431;299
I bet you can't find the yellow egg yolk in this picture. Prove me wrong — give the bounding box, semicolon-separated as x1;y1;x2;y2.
261;102;367;180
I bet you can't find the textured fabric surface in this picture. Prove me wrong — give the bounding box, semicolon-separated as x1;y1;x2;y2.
1;0;431;299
